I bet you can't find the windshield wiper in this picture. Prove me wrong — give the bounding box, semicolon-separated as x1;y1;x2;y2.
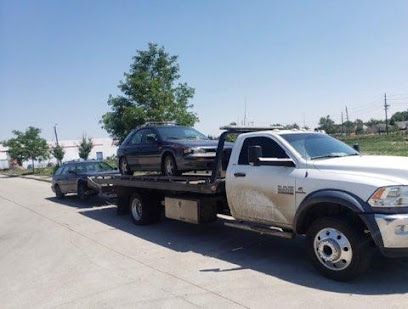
311;154;347;160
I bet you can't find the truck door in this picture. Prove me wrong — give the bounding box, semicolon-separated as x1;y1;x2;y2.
227;136;296;226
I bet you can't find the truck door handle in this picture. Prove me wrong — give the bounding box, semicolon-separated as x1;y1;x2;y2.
234;172;246;177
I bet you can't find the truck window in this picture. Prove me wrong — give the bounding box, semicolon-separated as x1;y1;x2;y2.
238;136;288;165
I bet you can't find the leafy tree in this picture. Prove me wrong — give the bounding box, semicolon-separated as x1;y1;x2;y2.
365;118;384;127
343;120;354;135
2;127;49;172
78;136;93;160
318;116;336;134
51;144;65;165
355;119;365;135
284;123;300;130
102;43;198;142
390;111;408;125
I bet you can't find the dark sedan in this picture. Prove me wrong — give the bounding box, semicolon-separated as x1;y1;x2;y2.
117;124;232;176
52;160;119;199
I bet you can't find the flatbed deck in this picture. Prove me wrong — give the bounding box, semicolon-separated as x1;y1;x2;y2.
88;174;225;195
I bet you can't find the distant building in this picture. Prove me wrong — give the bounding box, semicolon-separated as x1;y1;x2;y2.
0;145;10;170
395;121;408;131
49;137;117;163
0;137;117;170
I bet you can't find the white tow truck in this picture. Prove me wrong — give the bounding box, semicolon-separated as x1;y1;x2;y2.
90;126;408;281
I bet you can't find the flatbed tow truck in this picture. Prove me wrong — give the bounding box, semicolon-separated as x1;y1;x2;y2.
89;126;408;281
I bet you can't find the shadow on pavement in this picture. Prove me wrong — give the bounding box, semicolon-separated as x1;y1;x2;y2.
46;196;114;208
49;196;408;295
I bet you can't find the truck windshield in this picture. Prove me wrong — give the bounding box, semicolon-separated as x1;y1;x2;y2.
281;133;359;160
157;127;208;141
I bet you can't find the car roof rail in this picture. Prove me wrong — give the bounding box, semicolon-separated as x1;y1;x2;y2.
219;125;284;133
142;121;178;127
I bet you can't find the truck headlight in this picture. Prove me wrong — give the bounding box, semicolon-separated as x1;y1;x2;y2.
368;186;408;208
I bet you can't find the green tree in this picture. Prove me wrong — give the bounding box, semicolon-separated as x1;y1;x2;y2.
284;123;300;130
344;120;354;136
102;43;198;142
355;119;365;135
51;144;65;165
365;118;384;127
318;115;336;134
390;111;408;125
78;136;93;160
2;127;49;172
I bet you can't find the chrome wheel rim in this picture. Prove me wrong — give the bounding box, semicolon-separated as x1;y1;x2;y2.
314;227;352;271
131;198;142;221
165;157;175;175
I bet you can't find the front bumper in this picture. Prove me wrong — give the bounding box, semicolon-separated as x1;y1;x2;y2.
375;213;408;257
178;153;215;171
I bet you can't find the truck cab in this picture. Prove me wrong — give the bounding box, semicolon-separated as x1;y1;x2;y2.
226;129;408;280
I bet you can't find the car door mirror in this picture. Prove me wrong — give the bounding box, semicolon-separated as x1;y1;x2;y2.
352;144;360;152
68;170;77;175
248;145;262;165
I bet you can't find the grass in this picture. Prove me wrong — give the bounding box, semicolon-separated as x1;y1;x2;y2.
1;166;55;177
340;133;408;156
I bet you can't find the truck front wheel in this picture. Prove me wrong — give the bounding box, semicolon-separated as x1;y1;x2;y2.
129;193;160;225
306;217;372;281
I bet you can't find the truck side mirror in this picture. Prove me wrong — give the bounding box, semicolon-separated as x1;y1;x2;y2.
352;144;360;152
248;146;262;165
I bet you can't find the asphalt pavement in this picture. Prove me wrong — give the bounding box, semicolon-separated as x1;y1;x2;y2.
1;175;408;308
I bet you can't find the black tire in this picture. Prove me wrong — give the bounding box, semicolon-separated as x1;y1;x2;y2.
55;184;65;199
119;157;133;176
129;193;161;225
77;182;89;200
306;217;372;281
162;154;181;176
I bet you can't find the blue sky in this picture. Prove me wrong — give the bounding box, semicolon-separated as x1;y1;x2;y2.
1;0;408;141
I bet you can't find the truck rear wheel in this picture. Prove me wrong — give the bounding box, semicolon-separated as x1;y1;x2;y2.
306;217;372;281
129;193;161;225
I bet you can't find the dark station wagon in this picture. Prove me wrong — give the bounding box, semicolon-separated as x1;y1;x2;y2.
117;123;232;176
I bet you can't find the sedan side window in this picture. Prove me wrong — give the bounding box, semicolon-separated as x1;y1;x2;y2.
238;136;289;165
130;131;143;145
143;130;159;144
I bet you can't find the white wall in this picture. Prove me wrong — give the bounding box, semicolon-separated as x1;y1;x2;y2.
0;146;10;170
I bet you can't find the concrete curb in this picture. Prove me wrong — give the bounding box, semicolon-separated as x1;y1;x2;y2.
20;175;52;183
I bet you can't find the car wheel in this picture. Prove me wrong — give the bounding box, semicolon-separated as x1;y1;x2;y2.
162;154;180;176
77;182;89;200
129;193;161;225
119;157;133;176
55;184;65;199
306;217;372;281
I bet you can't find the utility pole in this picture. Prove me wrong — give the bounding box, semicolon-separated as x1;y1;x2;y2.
243;97;247;126
345;106;349;135
341;112;344;135
384;93;390;135
54;124;59;146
